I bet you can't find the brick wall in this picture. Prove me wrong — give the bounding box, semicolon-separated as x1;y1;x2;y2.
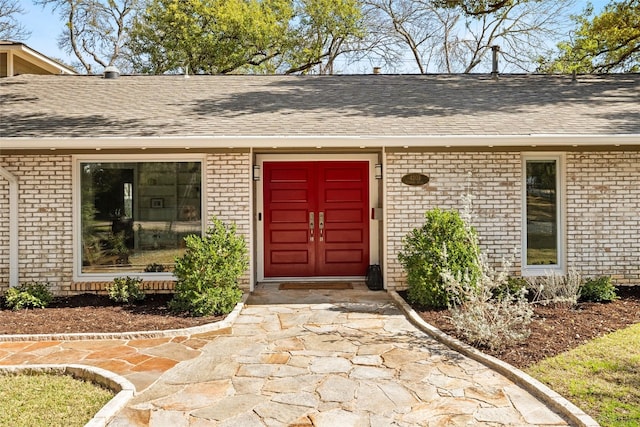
0;178;9;291
566;151;640;285
386;150;640;290
205;152;252;291
0;152;252;295
0;155;74;294
385;151;522;290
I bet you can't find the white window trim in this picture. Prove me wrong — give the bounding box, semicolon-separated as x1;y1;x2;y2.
72;154;207;282
521;153;566;277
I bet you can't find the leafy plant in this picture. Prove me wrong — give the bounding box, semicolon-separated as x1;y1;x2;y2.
4;283;53;310
529;269;582;306
442;240;533;351
492;276;529;301
144;263;166;273
580;276;618;303
107;276;145;304
170;217;247;317
398;207;481;308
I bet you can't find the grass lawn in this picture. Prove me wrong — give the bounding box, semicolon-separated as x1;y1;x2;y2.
0;373;114;427
527;323;640;427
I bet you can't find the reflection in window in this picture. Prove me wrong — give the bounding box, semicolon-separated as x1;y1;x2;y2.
526;160;558;265
80;162;201;273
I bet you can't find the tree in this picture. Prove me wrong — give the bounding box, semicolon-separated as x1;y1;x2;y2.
538;0;640;73
34;0;140;74
0;0;30;40
129;0;365;75
129;0;293;74
434;0;518;16
361;0;575;74
283;0;366;74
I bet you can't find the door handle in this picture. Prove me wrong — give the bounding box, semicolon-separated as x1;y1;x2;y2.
318;212;324;241
309;212;315;242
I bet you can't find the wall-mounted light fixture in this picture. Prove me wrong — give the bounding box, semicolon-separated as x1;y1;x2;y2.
253;165;261;181
375;164;383;179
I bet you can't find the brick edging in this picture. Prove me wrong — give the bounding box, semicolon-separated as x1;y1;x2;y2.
389;291;600;427
0;364;135;427
0;294;247;342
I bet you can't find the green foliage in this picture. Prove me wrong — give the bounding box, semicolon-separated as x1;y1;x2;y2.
492;276;529;301
144;263;166;272
129;0;293;74
107;276;145;304
4;283;53;310
580;276;618;303
170;217;247;316
398;208;481;309
538;1;640;73
129;0;365;74
283;0;365;74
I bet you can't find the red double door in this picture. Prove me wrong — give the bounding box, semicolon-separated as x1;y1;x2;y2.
264;161;370;277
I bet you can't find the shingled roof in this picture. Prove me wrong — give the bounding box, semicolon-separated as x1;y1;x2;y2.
1;73;639;147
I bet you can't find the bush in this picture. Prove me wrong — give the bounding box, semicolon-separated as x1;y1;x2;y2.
492;276;528;301
144;263;165;273
107;276;145;304
398;208;481;308
529;269;582;306
169;217;247;317
580;276;618;302
4;283;53;310
443;256;533;351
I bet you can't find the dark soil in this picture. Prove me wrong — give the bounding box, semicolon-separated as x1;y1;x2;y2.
411;286;640;369
2;288;639;370
0;294;223;335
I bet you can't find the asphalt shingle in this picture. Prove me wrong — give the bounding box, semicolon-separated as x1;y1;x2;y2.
1;73;639;139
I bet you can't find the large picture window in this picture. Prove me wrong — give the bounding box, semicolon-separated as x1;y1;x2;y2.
523;155;563;273
79;160;202;274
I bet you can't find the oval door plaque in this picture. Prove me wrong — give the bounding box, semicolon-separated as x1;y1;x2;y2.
401;173;430;186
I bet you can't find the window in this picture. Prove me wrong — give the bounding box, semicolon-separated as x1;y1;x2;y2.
78;160;202;275
523;155;564;274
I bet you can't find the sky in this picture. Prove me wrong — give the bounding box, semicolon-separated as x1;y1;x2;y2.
15;0;610;73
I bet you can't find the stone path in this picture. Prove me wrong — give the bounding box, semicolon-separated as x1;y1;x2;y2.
0;335;215;392
104;285;569;426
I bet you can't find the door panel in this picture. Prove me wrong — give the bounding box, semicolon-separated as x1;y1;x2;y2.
264;161;369;278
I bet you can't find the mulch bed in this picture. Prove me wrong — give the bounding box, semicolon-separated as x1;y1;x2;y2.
411;286;640;369
2;288;639;370
0;294;223;335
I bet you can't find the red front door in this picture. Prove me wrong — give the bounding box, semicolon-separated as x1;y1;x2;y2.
264;161;369;277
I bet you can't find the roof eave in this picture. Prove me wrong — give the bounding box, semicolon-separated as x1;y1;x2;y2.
1;134;639;151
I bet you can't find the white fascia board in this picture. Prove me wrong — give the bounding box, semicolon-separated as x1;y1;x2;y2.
12;43;77;75
1;134;640;150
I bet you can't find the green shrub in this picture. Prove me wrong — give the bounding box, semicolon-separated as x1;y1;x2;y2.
398;208;481;308
580;276;618;303
492;276;529;301
107;276;145;304
4;283;53;310
170;217;247;317
144;263;166;272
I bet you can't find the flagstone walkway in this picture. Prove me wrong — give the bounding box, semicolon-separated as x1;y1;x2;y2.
103;285;570;426
0;284;580;426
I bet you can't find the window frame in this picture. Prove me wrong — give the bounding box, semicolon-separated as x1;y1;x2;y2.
73;154;206;282
521;153;565;276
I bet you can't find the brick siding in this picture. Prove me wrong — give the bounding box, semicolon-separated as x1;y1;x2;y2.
0;155;74;294
2;150;640;295
385;151;521;290
0;152;252;295
566;151;640;285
